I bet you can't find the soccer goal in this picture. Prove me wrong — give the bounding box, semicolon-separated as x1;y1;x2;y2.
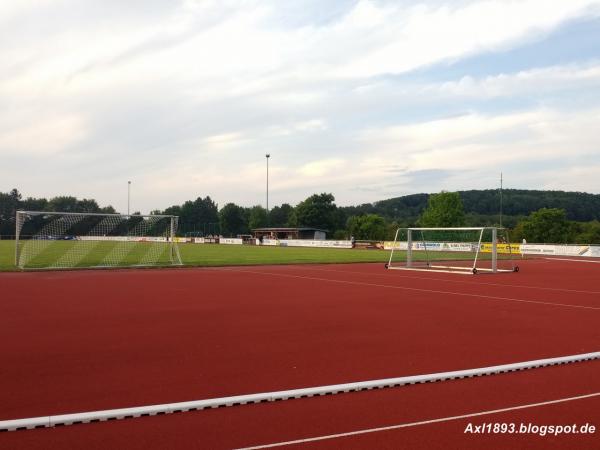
15;211;183;270
385;227;518;275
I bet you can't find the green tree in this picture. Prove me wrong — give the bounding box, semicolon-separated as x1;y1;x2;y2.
0;189;22;235
76;199;101;212
0;189;21;222
419;191;466;227
268;203;294;227
521;208;572;243
99;205;117;214
48;196;79;212
20;197;48;212
347;214;387;240
163;205;182;216
178;196;219;235
574;220;600;244
219;203;248;237
248;205;268;230
295;193;340;231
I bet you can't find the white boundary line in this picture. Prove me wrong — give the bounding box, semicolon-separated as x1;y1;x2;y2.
545;257;600;264
1;352;598;432
387;266;474;275
289;265;600;295
235;392;600;449
227;268;600;311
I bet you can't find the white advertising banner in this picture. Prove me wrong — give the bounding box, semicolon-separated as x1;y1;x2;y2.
78;236;128;241
584;246;600;257
383;241;474;252
220;238;243;245
77;236;168;242
372;241;600;257
383;241;407;250
520;244;600;257
276;239;353;249
145;237;169;242
445;242;478;252
522;244;572;256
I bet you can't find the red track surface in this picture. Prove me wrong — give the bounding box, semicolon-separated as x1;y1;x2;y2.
1;258;599;448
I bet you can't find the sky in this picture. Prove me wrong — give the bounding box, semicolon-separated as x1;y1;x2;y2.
2;0;600;214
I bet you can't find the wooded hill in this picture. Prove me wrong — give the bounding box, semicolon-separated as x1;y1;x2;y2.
341;189;600;227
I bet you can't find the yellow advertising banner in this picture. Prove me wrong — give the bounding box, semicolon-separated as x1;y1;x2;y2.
480;243;521;254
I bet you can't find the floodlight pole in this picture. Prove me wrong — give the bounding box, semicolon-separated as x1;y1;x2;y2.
499;172;503;227
266;154;270;224
128;181;131;216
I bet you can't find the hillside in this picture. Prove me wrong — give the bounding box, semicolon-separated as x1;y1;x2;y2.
341;189;600;226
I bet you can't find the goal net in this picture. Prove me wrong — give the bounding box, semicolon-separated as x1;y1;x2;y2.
386;227;518;274
15;211;183;270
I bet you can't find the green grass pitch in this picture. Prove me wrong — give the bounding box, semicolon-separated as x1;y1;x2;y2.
0;240;397;271
0;240;500;271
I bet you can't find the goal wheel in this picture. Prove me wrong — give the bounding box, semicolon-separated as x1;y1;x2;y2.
384;263;389;269
514;266;519;273
472;268;478;275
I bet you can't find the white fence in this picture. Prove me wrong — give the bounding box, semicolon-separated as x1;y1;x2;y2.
76;236;598;257
520;244;600;257
267;239;353;249
383;241;476;252
220;238;243;245
77;236;168;242
383;241;600;258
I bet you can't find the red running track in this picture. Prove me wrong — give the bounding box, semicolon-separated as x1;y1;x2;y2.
0;258;598;448
2;362;599;449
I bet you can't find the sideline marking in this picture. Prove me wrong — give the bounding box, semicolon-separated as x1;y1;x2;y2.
1;352;598;431
229;268;600;311
546;257;600;264
235;392;600;449
287;265;600;295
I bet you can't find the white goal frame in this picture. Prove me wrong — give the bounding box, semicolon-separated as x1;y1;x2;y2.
15;210;183;270
385;227;517;275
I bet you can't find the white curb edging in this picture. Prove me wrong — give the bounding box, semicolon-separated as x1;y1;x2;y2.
2;351;598;432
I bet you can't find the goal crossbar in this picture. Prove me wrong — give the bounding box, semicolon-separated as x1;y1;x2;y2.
19;211;176;218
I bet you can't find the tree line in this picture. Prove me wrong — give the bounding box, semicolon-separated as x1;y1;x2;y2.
155;193;344;237
1;188;599;243
345;189;600;226
0;189;118;237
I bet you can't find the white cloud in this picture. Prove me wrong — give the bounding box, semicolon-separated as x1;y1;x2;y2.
541;164;600;192
360;107;600;170
298;158;346;177
1;0;600;212
344;106;600;201
0;114;88;155
433;62;600;99
331;0;600;77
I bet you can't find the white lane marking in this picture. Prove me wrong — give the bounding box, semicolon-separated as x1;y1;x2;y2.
545;258;600;264
284;265;600;295
225;268;600;311
235;392;600;449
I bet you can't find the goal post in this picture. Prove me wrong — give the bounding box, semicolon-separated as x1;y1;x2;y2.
385;227;518;275
15;211;183;270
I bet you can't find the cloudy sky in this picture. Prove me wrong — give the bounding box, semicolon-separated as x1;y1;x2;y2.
2;0;600;213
